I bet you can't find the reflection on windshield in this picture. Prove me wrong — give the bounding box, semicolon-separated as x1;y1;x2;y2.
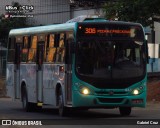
76;40;145;80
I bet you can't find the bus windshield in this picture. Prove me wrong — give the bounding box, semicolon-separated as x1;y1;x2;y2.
75;40;146;89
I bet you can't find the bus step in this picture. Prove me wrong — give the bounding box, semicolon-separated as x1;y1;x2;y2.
65;105;72;107
37;102;43;106
66;101;72;107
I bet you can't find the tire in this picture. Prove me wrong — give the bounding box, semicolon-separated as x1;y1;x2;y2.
119;107;131;116
58;88;67;116
22;87;34;112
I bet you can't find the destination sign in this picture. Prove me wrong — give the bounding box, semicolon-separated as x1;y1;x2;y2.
77;23;144;40
84;28;131;34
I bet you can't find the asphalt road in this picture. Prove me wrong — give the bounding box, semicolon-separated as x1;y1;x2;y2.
0;98;159;128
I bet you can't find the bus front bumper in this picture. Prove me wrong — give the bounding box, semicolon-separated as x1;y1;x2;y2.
72;91;146;108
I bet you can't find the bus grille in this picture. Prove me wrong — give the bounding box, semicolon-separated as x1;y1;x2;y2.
95;91;127;96
98;98;124;103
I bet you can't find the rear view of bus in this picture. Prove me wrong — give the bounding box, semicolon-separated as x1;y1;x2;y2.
72;21;147;116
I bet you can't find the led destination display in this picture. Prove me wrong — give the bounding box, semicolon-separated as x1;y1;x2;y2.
77;23;144;40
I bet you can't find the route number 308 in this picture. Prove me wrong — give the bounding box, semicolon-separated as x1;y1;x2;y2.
85;28;96;34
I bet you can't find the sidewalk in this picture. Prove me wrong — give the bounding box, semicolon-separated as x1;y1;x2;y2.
146;101;160;110
133;101;160;110
147;77;160;102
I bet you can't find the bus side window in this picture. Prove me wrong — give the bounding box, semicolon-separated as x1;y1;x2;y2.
56;33;65;63
46;34;56;62
7;37;15;62
56;47;65;63
47;48;56;62
28;36;37;62
21;36;29;62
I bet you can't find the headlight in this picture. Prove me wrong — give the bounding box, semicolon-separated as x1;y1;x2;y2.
81;88;90;95
131;85;144;95
79;86;93;95
133;89;139;95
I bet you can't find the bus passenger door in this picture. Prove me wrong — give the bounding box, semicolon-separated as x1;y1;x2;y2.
36;41;44;104
65;39;73;104
14;42;23;99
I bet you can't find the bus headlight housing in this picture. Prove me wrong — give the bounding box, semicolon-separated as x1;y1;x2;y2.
132;89;139;95
79;86;93;95
81;88;90;95
131;86;144;95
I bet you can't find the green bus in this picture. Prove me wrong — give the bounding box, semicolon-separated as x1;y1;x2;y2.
6;17;148;116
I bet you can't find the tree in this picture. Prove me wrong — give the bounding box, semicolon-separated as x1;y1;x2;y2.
0;2;28;47
103;0;160;27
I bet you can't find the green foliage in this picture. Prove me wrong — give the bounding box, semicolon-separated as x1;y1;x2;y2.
103;0;160;26
0;2;28;41
0;15;27;38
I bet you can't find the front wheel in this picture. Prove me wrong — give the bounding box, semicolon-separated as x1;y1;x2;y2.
119;107;131;116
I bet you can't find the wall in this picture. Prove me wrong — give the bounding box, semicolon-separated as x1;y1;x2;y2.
0;0;105;25
71;8;104;18
154;21;160;44
0;0;71;25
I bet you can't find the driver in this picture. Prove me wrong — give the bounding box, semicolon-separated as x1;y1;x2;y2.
116;50;129;63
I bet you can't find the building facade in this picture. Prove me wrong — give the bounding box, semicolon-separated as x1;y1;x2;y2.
0;0;71;25
0;0;104;25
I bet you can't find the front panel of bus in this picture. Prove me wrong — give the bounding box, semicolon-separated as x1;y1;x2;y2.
72;22;147;108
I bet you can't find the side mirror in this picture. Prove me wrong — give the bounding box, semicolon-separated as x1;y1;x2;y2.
147;56;150;64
